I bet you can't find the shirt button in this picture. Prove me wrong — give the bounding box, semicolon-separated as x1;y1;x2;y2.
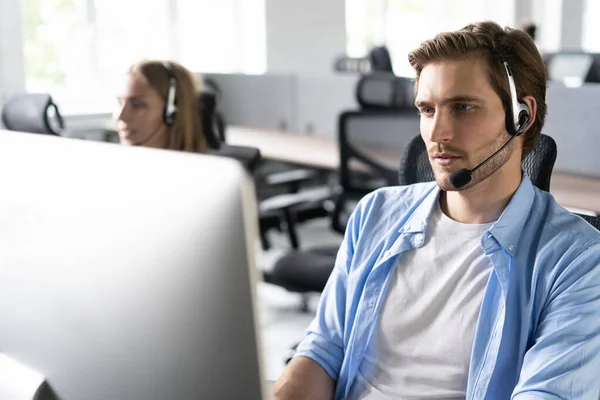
384;250;391;257
507;244;514;252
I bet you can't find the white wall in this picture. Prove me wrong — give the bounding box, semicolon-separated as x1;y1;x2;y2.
265;0;346;75
560;0;584;50
0;0;25;107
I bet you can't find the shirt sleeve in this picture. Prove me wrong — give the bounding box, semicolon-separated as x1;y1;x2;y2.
512;243;600;399
293;193;368;381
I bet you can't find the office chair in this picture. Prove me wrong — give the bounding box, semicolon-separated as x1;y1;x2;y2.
1;93;65;135
263;74;418;311
398;133;558;192
267;132;559;313
197;90;327;250
200;79;226;143
577;213;600;230
199;91;261;172
368;45;394;73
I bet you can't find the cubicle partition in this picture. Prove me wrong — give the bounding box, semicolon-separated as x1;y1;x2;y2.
545;82;600;178
201;73;298;132
201;72;359;137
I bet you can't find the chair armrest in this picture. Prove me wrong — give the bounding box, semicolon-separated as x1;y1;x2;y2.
259;187;332;213
209;144;261;172
264;168;317;186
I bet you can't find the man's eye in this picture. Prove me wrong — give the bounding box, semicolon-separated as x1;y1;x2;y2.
455;104;474;112
419;107;434;115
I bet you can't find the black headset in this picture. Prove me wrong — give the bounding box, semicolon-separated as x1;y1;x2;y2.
503;61;531;136
161;61;177;127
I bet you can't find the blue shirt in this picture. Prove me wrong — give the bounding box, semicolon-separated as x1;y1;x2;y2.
295;175;600;400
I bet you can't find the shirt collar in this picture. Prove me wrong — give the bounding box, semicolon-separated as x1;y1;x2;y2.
398;174;536;255
398;183;440;234
488;173;536;255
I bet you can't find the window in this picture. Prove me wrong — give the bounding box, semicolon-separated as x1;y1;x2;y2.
583;0;600;51
177;0;266;74
346;0;515;77
22;0;266;115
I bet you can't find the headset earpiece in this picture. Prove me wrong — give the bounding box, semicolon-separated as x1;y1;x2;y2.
162;61;177;127
503;61;530;136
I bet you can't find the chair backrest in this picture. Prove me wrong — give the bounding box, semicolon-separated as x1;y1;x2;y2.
368;46;393;73
355;73;414;110
339;75;420;198
1;93;64;135
398;133;558;192
197;91;226;150
577;213;600;230
332;75;419;232
197;90;259;172
208;144;261;173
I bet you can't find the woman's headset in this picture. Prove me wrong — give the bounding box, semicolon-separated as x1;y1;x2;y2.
161;61;178;127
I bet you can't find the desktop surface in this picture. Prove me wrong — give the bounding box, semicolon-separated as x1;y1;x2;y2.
0;131;265;399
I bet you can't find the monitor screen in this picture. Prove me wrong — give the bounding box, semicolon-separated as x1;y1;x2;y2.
548;53;594;86
0;131;266;400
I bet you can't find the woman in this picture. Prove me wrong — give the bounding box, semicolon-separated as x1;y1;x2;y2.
115;60;207;153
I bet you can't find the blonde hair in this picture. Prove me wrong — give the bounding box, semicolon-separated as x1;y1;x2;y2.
128;60;207;153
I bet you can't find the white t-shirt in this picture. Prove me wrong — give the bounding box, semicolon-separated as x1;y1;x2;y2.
348;202;494;400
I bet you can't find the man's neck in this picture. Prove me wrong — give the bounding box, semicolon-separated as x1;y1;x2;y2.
440;167;522;224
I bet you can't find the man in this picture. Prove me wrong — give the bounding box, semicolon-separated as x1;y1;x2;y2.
272;21;600;400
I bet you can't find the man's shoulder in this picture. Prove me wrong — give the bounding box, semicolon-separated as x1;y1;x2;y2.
531;188;600;254
359;182;437;213
349;182;437;234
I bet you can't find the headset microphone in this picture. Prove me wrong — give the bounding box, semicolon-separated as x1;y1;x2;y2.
449;61;531;189
449;131;520;188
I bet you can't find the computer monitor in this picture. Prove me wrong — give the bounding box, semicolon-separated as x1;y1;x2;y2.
0;131;266;399
547;52;600;86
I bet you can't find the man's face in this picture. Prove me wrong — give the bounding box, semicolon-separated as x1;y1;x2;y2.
415;56;520;191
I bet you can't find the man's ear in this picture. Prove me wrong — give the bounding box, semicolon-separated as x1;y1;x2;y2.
521;95;537;132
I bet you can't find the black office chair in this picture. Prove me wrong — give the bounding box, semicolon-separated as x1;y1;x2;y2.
398;133;558;192
368;45;394;73
1;93;65;135
197;90;329;250
252;71;416;249
263;74;418;311
267;132;559;312
198;91;261;172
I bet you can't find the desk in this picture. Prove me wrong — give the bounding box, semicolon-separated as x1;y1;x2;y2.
227;126;339;169
227;126;402;170
228;126;600;214
104;124;599;214
550;173;600;214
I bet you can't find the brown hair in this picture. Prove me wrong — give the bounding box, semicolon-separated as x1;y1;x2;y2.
408;21;547;158
129;60;207;153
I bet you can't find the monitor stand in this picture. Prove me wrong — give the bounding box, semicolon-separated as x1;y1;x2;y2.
0;353;55;400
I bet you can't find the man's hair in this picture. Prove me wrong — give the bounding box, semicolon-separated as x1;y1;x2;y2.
129;60;207;153
408;21;547;158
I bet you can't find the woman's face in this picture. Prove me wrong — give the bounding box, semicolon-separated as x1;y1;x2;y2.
115;73;166;147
